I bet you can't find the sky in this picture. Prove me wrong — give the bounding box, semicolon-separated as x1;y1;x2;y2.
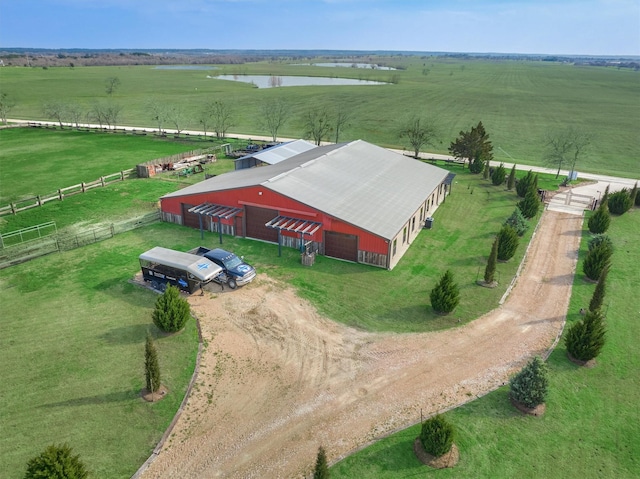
0;0;638;56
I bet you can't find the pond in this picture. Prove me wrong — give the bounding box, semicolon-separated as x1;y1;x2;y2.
208;74;387;88
294;62;397;70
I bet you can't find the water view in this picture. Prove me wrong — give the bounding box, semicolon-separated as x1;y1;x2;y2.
208;74;387;88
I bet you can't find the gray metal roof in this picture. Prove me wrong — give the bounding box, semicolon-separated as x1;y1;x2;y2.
235;139;317;166
163;140;449;240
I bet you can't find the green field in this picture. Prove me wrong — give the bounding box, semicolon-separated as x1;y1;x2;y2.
0;127;245;204
0;73;637;476
330;209;640;479
1;57;638;177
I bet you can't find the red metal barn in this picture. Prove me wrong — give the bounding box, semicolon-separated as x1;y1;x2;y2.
160;140;451;270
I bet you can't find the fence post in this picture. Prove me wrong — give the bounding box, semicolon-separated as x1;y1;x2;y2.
81;182;86;193
11;203;16;215
58;189;63;201
101;176;105;187
120;171;125;180
37;195;42;206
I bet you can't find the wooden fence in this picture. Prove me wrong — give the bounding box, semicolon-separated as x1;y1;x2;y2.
0;168;136;217
0;211;161;269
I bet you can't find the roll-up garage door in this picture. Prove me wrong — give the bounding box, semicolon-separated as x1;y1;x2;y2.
324;231;358;262
245;205;278;242
182;203;204;229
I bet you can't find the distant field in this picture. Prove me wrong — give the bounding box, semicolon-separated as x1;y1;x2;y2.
1;57;638;177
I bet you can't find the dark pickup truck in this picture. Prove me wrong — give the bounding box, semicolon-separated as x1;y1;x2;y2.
189;246;256;290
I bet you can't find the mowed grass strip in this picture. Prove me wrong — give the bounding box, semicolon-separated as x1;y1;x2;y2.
1;58;638;177
329;209;640;479
0;232;200;478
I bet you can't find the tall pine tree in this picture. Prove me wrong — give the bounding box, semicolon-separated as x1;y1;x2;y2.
565;309;606;362
430;270;460;314
484;236;499;284
507;164;516;190
589;264;609;312
145;333;161;393
313;446;329;479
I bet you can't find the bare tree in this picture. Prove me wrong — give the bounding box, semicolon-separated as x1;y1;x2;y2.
42;101;68;128
304;107;332;146
543;126;592;178
105;76;121;96
0;92;15;124
167;105;187;136
146;98;169;135
104;102;122;129
67;103;84;129
210;100;234;138
198;105;213;138
333;105;351;143
399;116;438;158
259;99;289;142
89;101;106;128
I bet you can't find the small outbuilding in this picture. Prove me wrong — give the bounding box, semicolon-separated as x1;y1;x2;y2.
161;140;451;270
234;139;317;170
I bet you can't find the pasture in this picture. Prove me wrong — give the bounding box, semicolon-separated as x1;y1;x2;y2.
330;209;640;479
1;56;638;177
0;127;551;475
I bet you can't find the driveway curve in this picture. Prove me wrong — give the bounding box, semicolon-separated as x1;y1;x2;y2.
140;207;583;479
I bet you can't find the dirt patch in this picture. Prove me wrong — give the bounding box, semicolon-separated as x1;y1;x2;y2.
140;209;583;479
510;397;546;417
141;385;169;403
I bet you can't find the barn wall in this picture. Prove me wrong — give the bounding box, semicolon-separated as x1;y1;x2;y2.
160;179;449;270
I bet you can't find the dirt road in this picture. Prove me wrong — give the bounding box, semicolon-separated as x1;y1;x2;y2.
140;208;583;479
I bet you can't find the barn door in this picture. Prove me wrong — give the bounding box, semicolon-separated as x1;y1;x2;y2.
245;205;278;242
324;231;358;262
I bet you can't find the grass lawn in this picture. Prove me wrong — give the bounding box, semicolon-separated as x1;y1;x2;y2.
1;58;638;177
0;231;200;478
0;127;243;204
329;208;640;479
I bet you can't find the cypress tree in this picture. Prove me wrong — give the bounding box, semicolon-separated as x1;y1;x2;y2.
509;356;549;409
588;234;613;252
588;204;611;234
430;270;460;314
483;159;490;179
565;309;606;362
516;170;534;198
497;225;519;261
145;333;161;393
492;162;506;186
484;236;499;284
607;189;632;215
589;264;609;312
152;285;191;333
517;184;540;219
24;444;89;479
633;182;640;207
507;164;516;190
420;415;455;457
504;207;529;236
313;446;329;479
583;241;613;281
600;185;610;208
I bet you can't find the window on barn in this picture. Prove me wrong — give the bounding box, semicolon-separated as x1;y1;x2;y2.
393;239;397;256
412;216;416;231
403;227;407;244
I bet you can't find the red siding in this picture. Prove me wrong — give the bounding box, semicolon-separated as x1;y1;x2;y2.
161;186;388;254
